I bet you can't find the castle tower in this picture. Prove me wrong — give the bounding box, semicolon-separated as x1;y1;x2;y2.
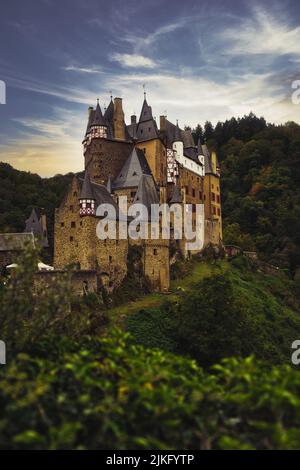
79;171;96;217
135;94;167;189
201;143;222;245
89;99;108;140
83;97;133;186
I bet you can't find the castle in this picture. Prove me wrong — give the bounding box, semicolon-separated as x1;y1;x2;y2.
53;94;222;292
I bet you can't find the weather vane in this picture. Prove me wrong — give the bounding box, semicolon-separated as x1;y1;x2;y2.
109;90;113;100
143;83;146;98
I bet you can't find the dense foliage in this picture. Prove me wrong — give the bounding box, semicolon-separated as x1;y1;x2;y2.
1;331;300;450
193;116;300;275
127;258;300;367
0;162;74;249
0;246;107;354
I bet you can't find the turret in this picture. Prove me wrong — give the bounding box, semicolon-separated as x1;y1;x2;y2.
197;137;205;176
172;121;183;159
79;171;96;216
89;99;107;139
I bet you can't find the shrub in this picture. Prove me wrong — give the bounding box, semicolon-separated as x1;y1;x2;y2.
0;331;300;450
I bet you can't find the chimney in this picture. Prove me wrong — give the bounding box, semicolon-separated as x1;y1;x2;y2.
160;115;166;132
113;97;125;140
131;115;137;124
160;115;167;143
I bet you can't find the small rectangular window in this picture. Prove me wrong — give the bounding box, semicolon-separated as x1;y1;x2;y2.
71;221;76;228
70;236;74;242
61;222;64;227
153;248;157;255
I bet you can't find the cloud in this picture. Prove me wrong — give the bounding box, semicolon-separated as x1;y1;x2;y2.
0;108;86;176
221;6;300;58
62;65;103;74
111;53;156;68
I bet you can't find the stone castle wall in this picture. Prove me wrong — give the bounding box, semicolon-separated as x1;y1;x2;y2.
84;139;133;185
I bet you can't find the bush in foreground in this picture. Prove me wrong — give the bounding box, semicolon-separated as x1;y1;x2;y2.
0;330;300;450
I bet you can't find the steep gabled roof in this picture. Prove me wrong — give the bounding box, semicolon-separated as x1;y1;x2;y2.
136;98;159;142
24;208;43;236
138;98;153;123
181;128;195;148
136;118;159;142
80;171;94;199
113;148;152;190
92;101;106;126
126;122;138;140
133;174;159;214
78;175;119;212
165;119;194;148
199;143;213;174
104;99;114;124
174;122;183;142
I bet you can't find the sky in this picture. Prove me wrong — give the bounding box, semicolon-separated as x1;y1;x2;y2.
0;0;299;177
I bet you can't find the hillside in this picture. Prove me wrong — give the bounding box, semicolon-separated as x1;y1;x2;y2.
1;248;300;449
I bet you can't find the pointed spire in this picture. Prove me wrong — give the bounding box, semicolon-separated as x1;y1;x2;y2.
80;171;94;200
174;121;183;142
92;99;106;126
138;97;153;123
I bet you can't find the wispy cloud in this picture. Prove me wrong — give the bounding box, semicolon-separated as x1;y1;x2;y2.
0;107;85;176
221;6;300;58
111;53;156;68
62;65;103;74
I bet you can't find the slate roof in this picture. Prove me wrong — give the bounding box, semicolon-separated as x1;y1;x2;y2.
135;98;159;142
104;99;114;124
165;119;194;148
133;174;160;215
138;99;153;123
24;208;43;236
0;232;35;252
113;148;152;190
181;129;195;148
198;143;213;173
92;101;106;126
183;147;201;163
126;122;138;140
80;171;94;199
78;173;119;212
